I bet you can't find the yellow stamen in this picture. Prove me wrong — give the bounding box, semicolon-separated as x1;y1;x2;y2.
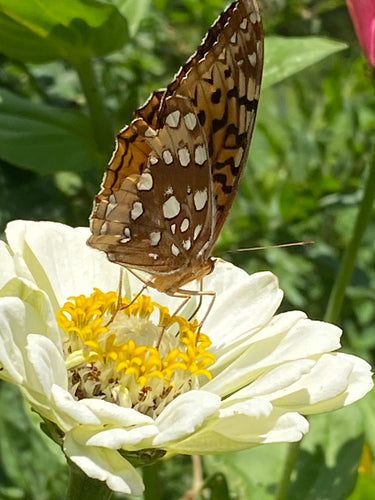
57;289;215;407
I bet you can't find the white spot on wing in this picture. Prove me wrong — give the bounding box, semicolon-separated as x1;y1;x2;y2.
230;32;237;44
137;172;153;191
150;231;161;246
234;147;244;168
149;155;158;165
171;224;176;234
106;194;117;216
218;48;227;61
100;222;108;235
193;224;202;240
195;145;207;165
240;18;248;30
149;253;159;260
184;113;197;131
171;244;180;256
248;52;257;67
183;239;191;251
163;196;181;219
250;11;258;24
145;128;156;137
120;227;131;243
193;188;208;211
163;149;173;165
180;218;190;232
178;147;191;167
131;201;144;220
165;110;181;128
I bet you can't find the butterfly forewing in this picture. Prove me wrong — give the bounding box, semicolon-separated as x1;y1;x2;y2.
88;0;264;294
165;0;263;237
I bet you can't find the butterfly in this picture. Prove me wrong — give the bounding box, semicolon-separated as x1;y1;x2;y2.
88;0;264;296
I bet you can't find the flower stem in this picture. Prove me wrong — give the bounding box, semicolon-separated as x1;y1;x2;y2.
274;442;301;500
275;148;375;500
72;57;114;161
65;461;113;500
324;153;375;324
143;462;163;500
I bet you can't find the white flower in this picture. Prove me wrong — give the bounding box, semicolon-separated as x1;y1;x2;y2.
0;220;372;495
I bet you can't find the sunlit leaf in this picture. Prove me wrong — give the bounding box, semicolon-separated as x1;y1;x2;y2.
0;0;128;63
113;0;151;37
0;89;100;173
263;37;347;88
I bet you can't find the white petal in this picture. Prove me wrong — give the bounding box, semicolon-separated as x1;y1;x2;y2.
64;429;144;495
26;334;67;394
204;315;342;397
5;221;124;307
153;390;220;446
214;401;308;444
0;297;27;383
51;385;101;428
81;399;154;426
87;426;158;449
268;353;374;414
203;264;283;350
166;401;308;454
0;241;16;288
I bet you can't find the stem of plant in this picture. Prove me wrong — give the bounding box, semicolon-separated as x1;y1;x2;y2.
65;461;113;500
275;150;375;500
73;57;114;162
324;152;375;324
143;462;163;500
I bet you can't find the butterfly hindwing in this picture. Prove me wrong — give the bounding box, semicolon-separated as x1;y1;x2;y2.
89;0;264;293
89;96;214;275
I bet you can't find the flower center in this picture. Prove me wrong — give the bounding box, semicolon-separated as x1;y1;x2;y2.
56;289;215;417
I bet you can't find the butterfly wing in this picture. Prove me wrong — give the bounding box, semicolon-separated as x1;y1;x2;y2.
89;0;264;291
164;0;263;238
89;96;215;279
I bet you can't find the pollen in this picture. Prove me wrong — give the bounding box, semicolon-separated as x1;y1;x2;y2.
56;289;215;417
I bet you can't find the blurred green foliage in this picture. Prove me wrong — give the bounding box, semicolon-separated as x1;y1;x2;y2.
0;0;374;499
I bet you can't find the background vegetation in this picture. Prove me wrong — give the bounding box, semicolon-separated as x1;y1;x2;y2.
0;0;374;498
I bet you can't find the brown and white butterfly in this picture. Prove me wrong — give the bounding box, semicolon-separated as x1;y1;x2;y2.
88;0;264;296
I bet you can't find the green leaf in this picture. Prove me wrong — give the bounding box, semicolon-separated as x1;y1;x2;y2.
348;475;375;500
113;0;151;37
0;88;100;173
0;0;128;64
289;406;366;500
205;473;231;500
0;382;68;499
263;37;348;88
205;444;286;499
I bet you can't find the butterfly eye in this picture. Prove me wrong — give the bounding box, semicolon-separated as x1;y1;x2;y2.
88;0;264;296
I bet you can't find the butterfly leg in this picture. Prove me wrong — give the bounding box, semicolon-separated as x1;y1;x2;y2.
106;267;148;326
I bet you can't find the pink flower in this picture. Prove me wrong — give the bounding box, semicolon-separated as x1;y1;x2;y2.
347;0;375;67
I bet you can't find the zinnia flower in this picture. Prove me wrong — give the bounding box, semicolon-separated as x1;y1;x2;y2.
347;0;375;67
0;220;372;495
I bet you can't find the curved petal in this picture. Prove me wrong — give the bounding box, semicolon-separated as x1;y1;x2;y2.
0;241;16;288
0;297;27;383
268;353;374;414
64;429;144;495
166;400;308;454
5;221;124;308
203;265;283;349
86;425;158;449
81;398;155;427
153;390;221;446
26;334;68;393
205;315;341;397
51;385;102;430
